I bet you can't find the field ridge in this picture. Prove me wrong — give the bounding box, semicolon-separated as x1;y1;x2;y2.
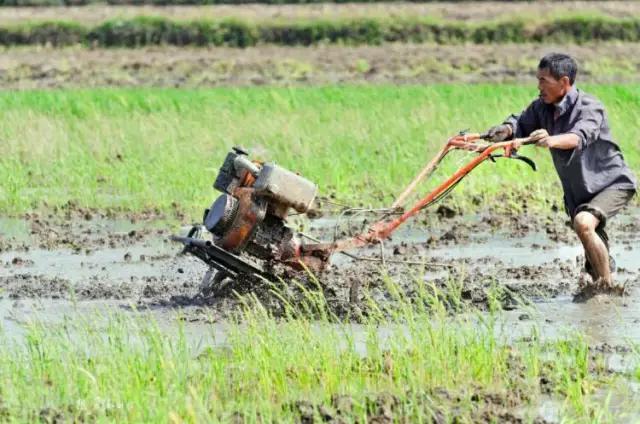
1;15;640;46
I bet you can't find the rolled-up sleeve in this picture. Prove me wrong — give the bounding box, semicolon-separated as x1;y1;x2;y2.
503;101;538;138
567;100;604;150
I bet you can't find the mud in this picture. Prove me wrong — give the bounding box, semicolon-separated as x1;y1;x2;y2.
2;42;640;89
2;205;639;422
286;387;553;424
1;206;639;322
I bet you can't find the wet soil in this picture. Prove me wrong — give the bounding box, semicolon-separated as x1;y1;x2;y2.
2;42;640;89
2;206;639;421
2;206;639;322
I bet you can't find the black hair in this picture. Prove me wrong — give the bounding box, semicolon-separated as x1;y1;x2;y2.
538;53;578;85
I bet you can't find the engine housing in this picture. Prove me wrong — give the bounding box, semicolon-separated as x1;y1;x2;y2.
204;147;317;262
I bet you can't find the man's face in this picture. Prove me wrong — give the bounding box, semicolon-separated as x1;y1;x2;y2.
536;68;570;104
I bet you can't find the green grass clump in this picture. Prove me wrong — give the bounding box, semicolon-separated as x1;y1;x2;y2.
0;84;638;218
0;20;85;46
0;281;624;422
1;16;640;47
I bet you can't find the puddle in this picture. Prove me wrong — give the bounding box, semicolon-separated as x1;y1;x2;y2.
0;218;31;243
1;214;640;344
310;211;640;270
0;298;229;348
0;243;179;283
503;292;640;348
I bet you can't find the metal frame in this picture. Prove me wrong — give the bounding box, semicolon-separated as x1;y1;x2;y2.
298;133;537;266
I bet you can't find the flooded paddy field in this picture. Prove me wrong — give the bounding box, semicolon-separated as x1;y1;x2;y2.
1;24;639;418
2;207;640;421
2;206;640;342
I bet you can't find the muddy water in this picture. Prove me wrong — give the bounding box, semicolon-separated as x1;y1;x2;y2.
1;211;640;343
0;298;229;346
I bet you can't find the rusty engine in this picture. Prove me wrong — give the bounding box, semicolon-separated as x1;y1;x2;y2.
206;147;316;262
171;147;321;289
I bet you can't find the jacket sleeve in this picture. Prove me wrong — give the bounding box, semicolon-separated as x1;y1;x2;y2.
502;100;539;138
567;98;604;150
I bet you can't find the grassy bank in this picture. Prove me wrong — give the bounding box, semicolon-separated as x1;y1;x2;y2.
1;15;640;47
0;283;628;422
0;84;638;217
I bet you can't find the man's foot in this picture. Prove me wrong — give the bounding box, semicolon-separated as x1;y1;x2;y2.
572;277;626;303
572;283;598;303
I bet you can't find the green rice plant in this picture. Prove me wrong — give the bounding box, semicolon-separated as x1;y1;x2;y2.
0;277;628;422
0;84;637;218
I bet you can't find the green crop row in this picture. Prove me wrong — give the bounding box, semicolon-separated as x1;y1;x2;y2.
0;282;626;422
1;16;640;47
0;85;638;217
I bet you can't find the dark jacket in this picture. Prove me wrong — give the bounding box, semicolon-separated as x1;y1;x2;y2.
503;87;636;215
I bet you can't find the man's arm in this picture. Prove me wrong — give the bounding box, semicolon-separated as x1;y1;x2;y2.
537;133;580;150
486;101;539;142
566;98;605;150
535;99;605;150
503;100;539;139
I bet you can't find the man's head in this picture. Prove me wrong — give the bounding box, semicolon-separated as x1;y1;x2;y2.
536;53;577;104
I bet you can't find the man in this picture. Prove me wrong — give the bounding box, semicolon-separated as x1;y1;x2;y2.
485;53;636;297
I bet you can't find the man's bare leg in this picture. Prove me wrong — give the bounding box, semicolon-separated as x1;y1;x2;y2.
581;248;597;283
573;211;611;287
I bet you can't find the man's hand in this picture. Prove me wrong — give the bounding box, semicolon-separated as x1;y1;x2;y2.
486;124;513;142
530;129;550;147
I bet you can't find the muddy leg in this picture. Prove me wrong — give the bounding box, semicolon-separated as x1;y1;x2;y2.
573;212;611;287
583;250;598;283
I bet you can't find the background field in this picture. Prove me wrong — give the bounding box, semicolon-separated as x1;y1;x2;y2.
1;1;639;23
1;2;640;47
1;84;638;218
3;42;640;91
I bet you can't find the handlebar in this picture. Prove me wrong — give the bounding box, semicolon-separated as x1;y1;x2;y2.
477;131;539;146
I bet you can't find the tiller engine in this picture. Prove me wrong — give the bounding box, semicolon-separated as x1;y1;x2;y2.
172;132;539;293
171;147;328;289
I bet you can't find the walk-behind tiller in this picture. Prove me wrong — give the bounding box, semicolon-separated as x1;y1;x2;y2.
171;132;538;294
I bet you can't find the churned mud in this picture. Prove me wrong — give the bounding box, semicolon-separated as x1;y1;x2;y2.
1;205;639;324
2;42;640;89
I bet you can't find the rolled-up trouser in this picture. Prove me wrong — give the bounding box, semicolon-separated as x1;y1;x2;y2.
569;188;636;276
